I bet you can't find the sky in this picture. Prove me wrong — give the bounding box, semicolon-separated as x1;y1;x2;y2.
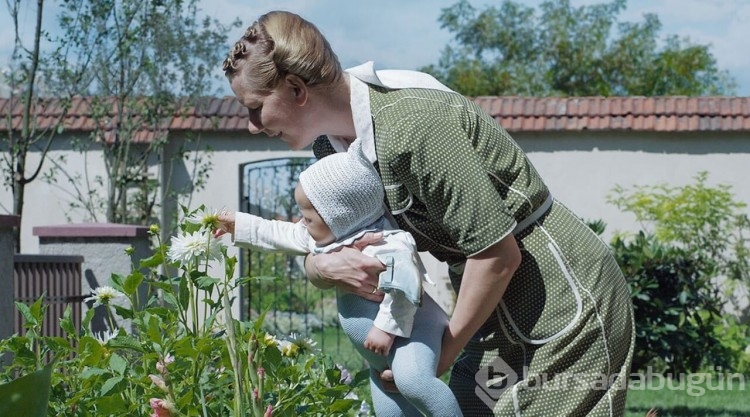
2;0;749;96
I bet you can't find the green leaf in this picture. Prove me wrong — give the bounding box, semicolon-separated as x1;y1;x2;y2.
149;281;176;293
325;368;341;386
14;302;38;327
45;337;71;353
95;393;127;414
328;399;358;412
140;251;164;268
147;315;162;344
109;273;126;293
79;367;108;379
0;364;53;417
59;305;74;335
123;271;144;296
82;308;96;333
109;353;127;376
678;291;688;305
162;292;180;309
79;336;105;367
100;375;123;396
107;335;144;352
352;369;370;388
179;276;189;310
194;275;220;289
225;254;237;278
112;304;134;320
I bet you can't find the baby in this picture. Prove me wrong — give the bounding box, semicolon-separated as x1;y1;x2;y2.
221;139;462;416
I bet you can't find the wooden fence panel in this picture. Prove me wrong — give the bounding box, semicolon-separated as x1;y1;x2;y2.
13;255;84;337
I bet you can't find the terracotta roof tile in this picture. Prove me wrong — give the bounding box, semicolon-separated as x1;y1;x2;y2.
2;96;750;138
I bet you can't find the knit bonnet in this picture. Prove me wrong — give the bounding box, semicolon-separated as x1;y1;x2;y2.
298;139;385;240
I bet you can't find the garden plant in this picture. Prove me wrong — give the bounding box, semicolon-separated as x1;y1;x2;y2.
0;206;366;416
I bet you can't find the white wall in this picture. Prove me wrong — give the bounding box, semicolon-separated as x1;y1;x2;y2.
515;131;750;241
0;140;111;253
3;129;749;255
3;128;748;318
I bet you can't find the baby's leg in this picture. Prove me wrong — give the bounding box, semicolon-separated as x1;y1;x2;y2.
389;294;463;417
369;369;422;417
337;291;422;415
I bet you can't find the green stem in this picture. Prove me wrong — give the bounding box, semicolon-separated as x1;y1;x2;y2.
221;280;245;415
105;305;117;332
189;277;197;335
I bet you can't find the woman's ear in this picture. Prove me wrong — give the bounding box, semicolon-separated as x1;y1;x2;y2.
285;74;309;106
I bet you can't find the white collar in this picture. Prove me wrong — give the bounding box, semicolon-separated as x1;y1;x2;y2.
326;61;454;163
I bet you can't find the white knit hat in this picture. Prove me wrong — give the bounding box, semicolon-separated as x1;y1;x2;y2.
298;139;384;240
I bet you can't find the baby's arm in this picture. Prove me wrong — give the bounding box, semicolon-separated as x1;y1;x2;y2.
368;292;418;356
364;326;396;356
232;211;312;255
363;232;424;355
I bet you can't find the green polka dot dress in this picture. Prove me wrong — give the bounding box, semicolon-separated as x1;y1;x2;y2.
314;86;635;416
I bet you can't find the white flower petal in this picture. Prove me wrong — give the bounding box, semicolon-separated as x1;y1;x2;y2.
167;229;224;266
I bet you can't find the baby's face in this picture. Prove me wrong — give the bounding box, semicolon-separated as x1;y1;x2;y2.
294;183;336;246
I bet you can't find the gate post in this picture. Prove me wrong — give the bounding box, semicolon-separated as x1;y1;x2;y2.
33;223;151;334
0;216;20;345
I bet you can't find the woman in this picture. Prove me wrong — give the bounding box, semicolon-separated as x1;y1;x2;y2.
222;10;634;416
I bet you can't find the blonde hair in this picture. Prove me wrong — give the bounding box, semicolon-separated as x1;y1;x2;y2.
223;11;343;93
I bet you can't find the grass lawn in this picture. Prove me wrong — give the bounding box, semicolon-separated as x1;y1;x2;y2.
625;375;750;417
312;326;368;372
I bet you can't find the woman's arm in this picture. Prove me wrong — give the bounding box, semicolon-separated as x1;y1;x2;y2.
437;234;521;375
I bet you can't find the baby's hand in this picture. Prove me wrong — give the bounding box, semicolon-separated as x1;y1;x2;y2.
364;327;396;356
214;209;236;239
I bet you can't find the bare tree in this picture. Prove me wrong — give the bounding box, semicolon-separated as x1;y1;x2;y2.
1;0;69;251
45;0;237;224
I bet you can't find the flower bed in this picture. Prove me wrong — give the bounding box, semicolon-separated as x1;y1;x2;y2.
0;206;366;416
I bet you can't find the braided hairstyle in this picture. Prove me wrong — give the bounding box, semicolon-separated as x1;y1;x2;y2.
223;11;343;93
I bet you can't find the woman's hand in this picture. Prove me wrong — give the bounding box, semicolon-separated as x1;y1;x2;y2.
305;232;386;302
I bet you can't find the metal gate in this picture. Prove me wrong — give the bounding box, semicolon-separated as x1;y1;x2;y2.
238;157;362;365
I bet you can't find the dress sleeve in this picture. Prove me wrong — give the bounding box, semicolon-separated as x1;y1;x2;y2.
232;212;312;255
383;111;517;256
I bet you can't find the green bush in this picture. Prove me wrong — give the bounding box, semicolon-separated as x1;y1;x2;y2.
608;171;750;283
598;172;750;375
611;231;728;374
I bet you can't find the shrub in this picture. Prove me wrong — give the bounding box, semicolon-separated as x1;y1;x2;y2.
611;231;728;374
608;171;750;283
600;172;750;374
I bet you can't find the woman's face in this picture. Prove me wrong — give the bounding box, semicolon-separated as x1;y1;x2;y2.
294;183;335;245
230;75;316;150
